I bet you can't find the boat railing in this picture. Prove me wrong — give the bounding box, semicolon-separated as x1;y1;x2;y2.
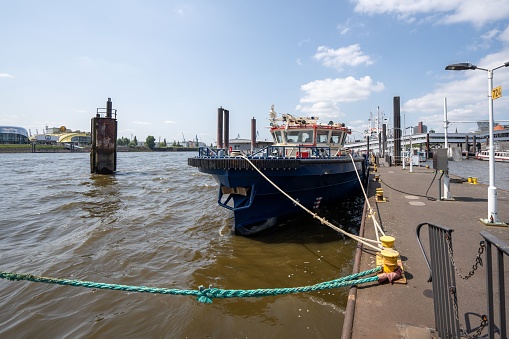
262;145;334;159
196;145;356;159
197;146;218;157
249;147;268;157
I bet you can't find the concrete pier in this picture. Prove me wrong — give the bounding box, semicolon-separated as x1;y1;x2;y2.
90;98;117;174
344;163;509;338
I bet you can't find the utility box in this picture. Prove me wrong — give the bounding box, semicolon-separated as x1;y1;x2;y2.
433;149;448;171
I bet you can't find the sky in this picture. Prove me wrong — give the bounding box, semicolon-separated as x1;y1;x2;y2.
2;0;509;145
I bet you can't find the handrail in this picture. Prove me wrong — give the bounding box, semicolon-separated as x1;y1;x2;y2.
196;145;352;160
415;222;460;337
480;230;508;339
480;230;509;255
416;222;455;283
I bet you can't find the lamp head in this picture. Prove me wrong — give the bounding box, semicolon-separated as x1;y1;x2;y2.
445;62;477;71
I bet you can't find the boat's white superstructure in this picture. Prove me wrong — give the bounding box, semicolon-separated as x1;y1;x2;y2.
476;150;509;162
268;105;351;158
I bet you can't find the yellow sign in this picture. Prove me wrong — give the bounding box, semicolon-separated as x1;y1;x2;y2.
492;86;502;100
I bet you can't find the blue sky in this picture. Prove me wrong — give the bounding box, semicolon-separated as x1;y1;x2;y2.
2;0;509;145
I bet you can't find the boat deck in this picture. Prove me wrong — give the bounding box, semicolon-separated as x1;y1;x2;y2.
188;155;363;170
345;163;509;338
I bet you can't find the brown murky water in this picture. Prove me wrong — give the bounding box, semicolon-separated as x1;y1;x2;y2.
0;152;364;338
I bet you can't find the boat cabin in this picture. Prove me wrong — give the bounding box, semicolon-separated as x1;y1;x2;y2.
268;106;351;158
271;126;348;147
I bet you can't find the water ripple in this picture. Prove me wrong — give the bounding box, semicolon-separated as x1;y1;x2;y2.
1;151;364;338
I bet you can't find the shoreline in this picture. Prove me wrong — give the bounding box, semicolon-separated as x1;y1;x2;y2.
0;146;199;153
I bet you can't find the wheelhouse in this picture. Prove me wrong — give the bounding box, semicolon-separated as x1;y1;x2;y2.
270;126;349;146
267;106;351;158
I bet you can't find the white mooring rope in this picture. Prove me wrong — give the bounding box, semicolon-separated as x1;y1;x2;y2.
241;155;381;251
348;153;386;243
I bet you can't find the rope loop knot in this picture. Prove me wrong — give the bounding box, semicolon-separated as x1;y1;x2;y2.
196;285;214;303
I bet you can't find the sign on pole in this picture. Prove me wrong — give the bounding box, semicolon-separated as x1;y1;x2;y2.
492;85;502;100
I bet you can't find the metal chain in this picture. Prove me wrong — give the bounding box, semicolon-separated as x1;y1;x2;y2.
445;235;485;280
473;315;488;339
449;286;488;339
446;236;488;338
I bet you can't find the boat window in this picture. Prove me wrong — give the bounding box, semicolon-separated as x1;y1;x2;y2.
272;130;284;143
298;130;313;143
330;131;343;144
317;130;329;144
287;130;300;143
286;130;314;143
341;132;347;144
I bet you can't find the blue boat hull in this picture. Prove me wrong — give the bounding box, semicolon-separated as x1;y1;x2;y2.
190;157;366;235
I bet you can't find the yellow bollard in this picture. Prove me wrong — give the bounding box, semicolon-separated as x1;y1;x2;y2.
468;177;472;183
380;235;396;249
376;188;386;202
472;177;478;184
374;174;380;182
374;164;378;173
380;249;400;273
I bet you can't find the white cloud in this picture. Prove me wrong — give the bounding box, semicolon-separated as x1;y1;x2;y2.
403;47;509;131
134;121;151;125
313;44;373;71
337;19;368;36
499;24;509;43
353;0;458;16
337;20;352;35
352;0;509;27
339;27;351;35
164;120;176;124
442;2;509;27
297;76;385;117
468;28;502;51
296;58;302;66
0;73;14;78
481;29;500;41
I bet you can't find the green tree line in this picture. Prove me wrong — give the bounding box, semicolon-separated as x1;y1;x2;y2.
117;135;184;149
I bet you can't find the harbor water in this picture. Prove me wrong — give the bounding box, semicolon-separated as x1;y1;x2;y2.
416;157;509;192
0;152;365;338
447;158;509;191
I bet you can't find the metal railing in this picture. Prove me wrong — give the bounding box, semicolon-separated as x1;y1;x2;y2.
417;222;509;339
416;222;460;338
480;230;508;339
197;145;338;159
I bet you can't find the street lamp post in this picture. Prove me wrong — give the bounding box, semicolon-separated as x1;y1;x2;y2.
443;98;451;200
402;128;406;170
405;126;414;172
445;61;509;225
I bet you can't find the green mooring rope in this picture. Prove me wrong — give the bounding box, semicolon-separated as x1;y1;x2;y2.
0;266;381;303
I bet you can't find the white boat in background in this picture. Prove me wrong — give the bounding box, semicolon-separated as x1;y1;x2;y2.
418;150;427;162
476;150;509;162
